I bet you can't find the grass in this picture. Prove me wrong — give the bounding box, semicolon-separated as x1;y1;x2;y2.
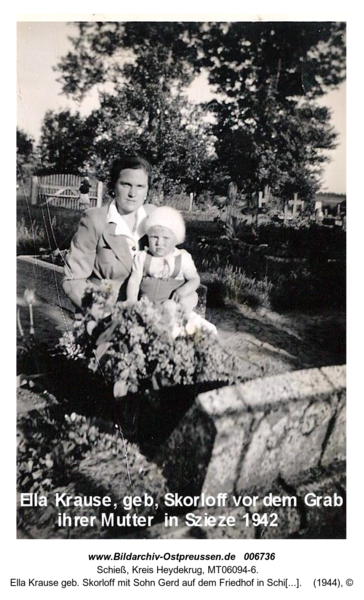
17;218;48;255
17;203;81;255
202;265;273;310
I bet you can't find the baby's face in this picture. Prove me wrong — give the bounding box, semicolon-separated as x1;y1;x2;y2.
148;226;177;257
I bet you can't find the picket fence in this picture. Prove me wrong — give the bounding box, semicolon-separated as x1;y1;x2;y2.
30;174;103;209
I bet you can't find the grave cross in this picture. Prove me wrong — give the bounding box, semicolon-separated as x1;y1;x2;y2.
291;193;301;217
189;192;194;211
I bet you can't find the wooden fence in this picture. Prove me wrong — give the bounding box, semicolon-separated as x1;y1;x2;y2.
30;174;103;209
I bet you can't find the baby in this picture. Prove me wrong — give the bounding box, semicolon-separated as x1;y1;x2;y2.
126;207;200;318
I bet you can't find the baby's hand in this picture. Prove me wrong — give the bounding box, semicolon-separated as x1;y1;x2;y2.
171;290;183;302
160;300;180;324
122;299;135;307
90;301;111;321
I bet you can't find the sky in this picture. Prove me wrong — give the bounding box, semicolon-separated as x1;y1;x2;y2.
17;20;346;194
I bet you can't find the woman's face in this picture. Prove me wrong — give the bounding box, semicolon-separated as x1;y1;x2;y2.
114;168;149;214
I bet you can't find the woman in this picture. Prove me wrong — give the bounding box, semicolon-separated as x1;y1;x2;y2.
63;156;156;309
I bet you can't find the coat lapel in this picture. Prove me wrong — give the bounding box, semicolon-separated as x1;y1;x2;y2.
102;222;133;272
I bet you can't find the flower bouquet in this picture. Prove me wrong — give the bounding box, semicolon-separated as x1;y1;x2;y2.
58;283;240;440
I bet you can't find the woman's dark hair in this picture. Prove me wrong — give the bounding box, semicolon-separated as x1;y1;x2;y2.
108;155;153;195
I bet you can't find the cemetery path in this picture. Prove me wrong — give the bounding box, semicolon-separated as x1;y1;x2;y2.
207;303;346;378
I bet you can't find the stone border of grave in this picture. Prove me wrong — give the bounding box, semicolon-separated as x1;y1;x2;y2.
138;364;346;539
17;255;74;312
152;365;346;498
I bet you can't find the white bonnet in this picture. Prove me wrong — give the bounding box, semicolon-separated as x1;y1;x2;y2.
145;206;186;244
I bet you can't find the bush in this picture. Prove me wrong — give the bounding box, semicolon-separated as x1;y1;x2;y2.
17;407;168;495
18;410;106;494
17;405;170;538
269;266;346;312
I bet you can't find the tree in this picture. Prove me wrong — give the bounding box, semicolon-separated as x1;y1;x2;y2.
56;22;201;101
55;21;346;199
84;89;214;195
17;128;34;161
198;21;346;200
37;110;94;174
56;22;212;193
17;128;36;180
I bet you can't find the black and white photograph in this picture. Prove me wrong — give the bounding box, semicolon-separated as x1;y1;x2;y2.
16;17;346;543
